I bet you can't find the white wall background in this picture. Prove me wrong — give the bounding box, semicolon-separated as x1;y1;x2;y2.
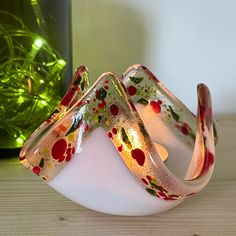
72;0;236;114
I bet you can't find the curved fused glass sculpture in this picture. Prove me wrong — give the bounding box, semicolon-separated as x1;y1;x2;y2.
20;65;216;216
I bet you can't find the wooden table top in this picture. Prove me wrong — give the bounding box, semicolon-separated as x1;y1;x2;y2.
0;115;235;236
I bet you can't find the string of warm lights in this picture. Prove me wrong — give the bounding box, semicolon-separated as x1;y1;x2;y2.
0;10;66;148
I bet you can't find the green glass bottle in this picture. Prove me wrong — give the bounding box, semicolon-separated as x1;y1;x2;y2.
0;0;71;150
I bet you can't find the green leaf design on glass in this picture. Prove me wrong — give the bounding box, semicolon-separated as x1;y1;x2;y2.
150;181;159;190
189;132;196;141
80;80;85;91
121;127;132;149
39;158;44;168
213;122;218;144
66;116;83;136
146;188;156;196
138;123;149;138
74;77;81;85
169;105;180;122
96;88;107;100
97;115;102;123
130;76;143;84
137;98;149;105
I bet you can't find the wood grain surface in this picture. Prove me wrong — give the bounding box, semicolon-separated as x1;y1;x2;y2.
0;115;235;236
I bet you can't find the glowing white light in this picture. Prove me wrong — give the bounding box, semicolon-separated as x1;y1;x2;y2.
41;100;47;106
33;38;43;50
16;137;24;145
57;59;66;66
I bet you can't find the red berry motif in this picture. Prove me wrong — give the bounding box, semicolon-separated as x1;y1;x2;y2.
141;178;148;185
181;123;190;135
127;86;137;96
110;104;119;116
200;150;214;176
98;100;106;109
142;175;180;200
118;145;123;152
66;148;72;161
51;139;67;162
150;100;161;113
112;128;117;134
131;148;145;166
51;139;75;163
175;122;191;136
32;166;41;175
107;132;113;139
146;175;152;181
84;123;89;132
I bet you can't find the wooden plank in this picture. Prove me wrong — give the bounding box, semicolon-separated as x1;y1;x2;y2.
0;115;235;235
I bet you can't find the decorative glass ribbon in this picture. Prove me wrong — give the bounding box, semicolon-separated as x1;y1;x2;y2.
19;65;217;215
